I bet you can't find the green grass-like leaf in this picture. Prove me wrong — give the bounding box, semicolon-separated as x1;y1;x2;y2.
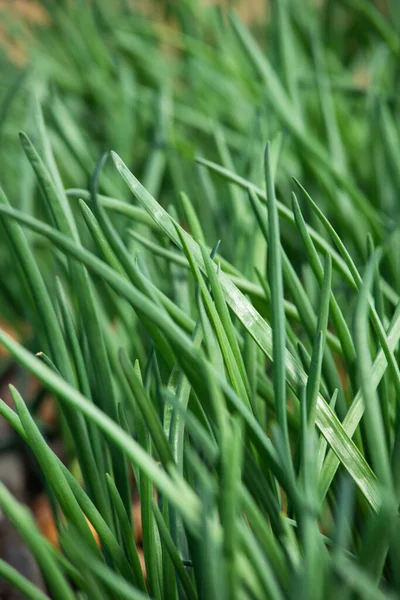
1;2;400;598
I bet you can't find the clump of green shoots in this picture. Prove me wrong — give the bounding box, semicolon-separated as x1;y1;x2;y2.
1;1;400;599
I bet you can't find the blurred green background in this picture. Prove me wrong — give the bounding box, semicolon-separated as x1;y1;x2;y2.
0;0;400;329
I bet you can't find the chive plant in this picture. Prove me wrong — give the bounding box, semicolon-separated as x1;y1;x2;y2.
1;0;400;598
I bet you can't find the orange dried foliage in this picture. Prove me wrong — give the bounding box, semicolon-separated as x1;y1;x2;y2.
0;1;49;24
31;491;145;578
31;493;100;548
0;1;49;65
37;395;58;427
31;494;59;548
132;496;143;543
0;321;20;359
202;0;269;23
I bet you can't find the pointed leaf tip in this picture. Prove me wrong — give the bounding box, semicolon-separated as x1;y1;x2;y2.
111;150;122;167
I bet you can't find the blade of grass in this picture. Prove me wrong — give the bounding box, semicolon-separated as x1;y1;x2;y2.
264;143;290;458
0;185;106;520
228;12;381;233
195;157;398;307
10;385;103;556
0;329;201;530
0;202;381;510
105;474;147;593
354;251;392;489
0;559;50;600
306;254;332;426
151;497;198;600
0;483;76;600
